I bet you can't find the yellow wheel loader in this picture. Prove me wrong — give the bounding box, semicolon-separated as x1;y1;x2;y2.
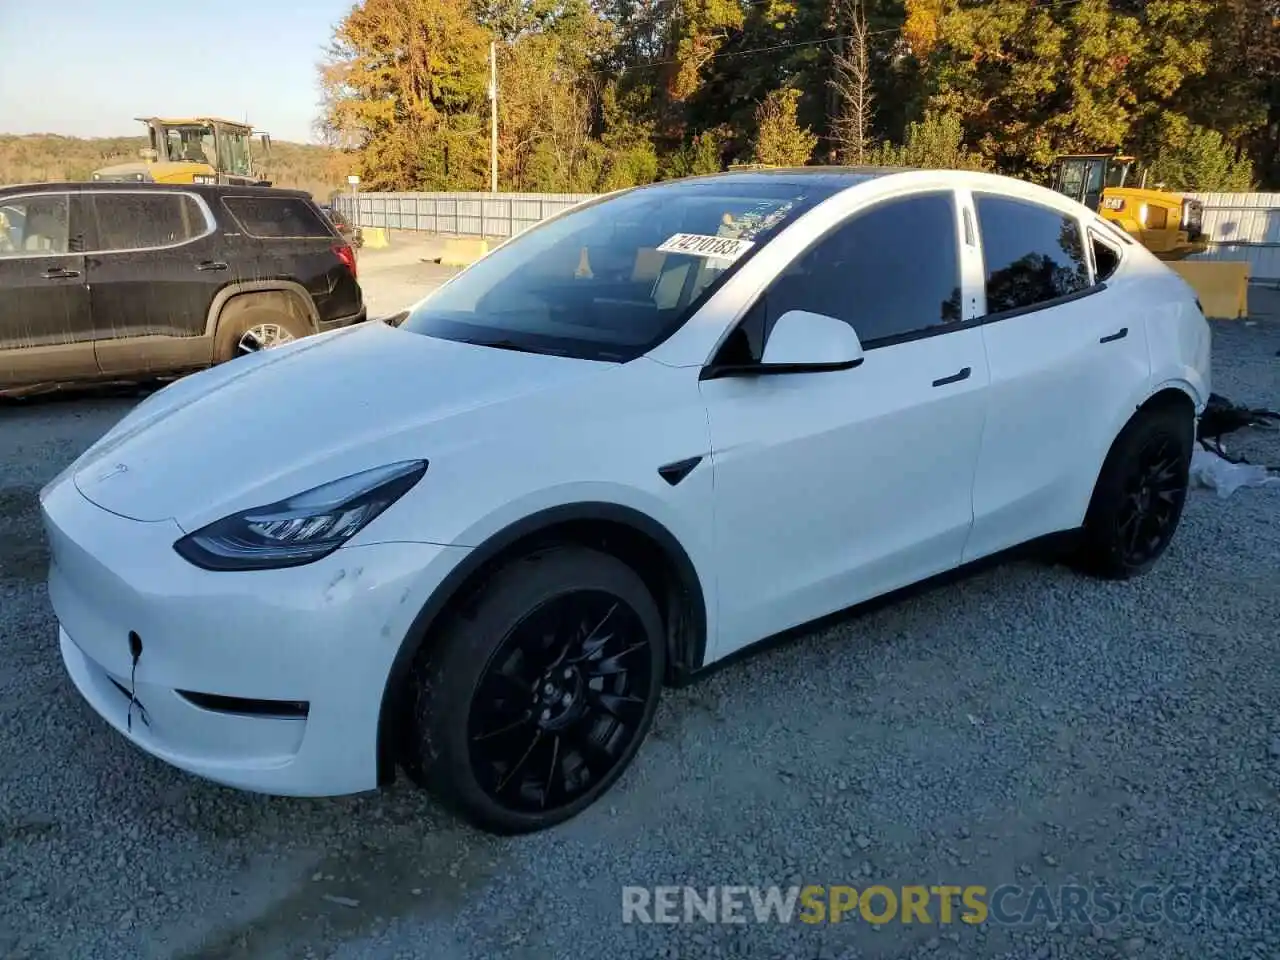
1050;153;1209;260
92;117;273;186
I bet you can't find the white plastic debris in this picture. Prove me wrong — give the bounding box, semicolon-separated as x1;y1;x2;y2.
1190;445;1280;498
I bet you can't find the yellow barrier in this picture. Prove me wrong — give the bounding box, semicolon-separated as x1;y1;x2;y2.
361;227;389;250
1169;261;1250;319
437;237;490;267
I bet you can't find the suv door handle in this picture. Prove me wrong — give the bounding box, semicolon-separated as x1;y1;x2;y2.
1099;327;1128;344
932;366;971;388
196;261;229;272
41;267;80;279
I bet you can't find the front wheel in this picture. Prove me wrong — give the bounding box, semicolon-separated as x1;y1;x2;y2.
404;547;665;834
1076;404;1194;579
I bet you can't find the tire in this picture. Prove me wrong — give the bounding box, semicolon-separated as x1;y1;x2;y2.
1075;404;1194;580
403;546;665;834
213;306;312;364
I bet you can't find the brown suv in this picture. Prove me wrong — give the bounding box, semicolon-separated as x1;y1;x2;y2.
0;181;366;394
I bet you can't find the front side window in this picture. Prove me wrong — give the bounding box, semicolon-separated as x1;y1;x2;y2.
88;193;207;251
740;191;962;356
0;194;71;256
399;178;844;362
974;194;1091;316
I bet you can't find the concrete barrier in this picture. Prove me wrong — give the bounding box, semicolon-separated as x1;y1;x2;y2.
436;237;490;267
1169;261;1250;319
362;227;390;250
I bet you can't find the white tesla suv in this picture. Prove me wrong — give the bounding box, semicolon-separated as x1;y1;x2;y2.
40;168;1211;834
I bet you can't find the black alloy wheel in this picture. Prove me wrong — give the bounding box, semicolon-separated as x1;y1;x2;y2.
404;547;665;834
1078;404;1193;579
1112;434;1187;568
467;589;656;813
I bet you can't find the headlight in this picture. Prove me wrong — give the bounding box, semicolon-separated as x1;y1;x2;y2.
174;460;427;571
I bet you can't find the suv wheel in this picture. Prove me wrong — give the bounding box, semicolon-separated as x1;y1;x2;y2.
1076;404;1193;579
403;546;665;834
214;306;312;363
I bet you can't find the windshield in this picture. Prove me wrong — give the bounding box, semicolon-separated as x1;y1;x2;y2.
399;178;840;362
162;125;216;165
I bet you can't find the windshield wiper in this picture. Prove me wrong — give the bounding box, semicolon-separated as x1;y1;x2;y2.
457;337;569;357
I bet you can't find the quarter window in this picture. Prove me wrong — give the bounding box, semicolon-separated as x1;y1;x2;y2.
222;196;334;239
974;194;1091;316
1090;231;1121;282
88;193;208;251
754;191;963;351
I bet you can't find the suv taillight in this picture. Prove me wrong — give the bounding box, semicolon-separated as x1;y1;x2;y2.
333;243;357;280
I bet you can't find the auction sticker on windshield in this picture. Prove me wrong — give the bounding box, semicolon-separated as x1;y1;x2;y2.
656;233;755;262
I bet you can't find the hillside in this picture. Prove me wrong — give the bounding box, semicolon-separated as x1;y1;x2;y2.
0;133;345;200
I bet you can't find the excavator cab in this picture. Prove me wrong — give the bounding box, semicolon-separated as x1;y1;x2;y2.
1052;154;1135;211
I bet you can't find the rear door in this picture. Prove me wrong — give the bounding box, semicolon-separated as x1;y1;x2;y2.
0;191;96;389
963;191;1152;562
219;193;362;321
84;189;226;377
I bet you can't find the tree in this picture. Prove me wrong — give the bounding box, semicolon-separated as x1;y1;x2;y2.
662;128;727;178
1143;114;1256;191
870;109;988;170
318;0;491;190
830;0;874;164
752;88;818;166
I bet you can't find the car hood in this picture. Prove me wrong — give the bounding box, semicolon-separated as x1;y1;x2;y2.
71;322;612;529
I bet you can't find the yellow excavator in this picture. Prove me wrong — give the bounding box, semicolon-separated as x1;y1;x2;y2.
91;117;273;186
1050;152;1208;260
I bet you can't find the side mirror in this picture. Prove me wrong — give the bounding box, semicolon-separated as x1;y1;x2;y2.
703;309;864;380
762;310;864;367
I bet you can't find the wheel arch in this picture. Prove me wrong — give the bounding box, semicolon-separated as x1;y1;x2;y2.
205;281;319;338
1082;383;1199;526
375;502;710;786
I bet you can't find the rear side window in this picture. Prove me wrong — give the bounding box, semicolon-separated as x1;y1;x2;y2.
222;196;335;239
759;191;962;348
87;193;209;251
974;194;1091;316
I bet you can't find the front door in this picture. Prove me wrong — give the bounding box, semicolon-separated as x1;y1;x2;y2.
0;192;95;390
701;189;991;658
83;190;226;377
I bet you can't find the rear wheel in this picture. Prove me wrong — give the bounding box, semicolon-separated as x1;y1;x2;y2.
1076;405;1194;579
403;547;665;834
213;306;311;363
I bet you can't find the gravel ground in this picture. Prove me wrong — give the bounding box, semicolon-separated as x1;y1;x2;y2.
1;291;1278;960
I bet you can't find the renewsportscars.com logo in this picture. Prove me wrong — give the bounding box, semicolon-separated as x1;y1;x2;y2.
621;884;1243;926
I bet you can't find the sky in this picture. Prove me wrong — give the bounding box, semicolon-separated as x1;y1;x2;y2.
0;0;354;144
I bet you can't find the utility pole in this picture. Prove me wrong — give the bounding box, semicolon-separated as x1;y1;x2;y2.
489;41;498;193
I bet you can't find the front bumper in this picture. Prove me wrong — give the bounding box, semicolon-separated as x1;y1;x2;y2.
41;475;467;796
318;307;368;333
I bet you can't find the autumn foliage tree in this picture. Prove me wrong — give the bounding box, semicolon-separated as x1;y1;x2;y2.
319;0;1280;192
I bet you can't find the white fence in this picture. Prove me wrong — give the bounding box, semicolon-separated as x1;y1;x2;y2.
337;188;1280;281
1186;192;1280;282
333;191;598;239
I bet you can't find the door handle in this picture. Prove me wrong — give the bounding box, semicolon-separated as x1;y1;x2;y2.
932;366;971;388
1099;327;1128;344
196;261;229;272
41;267;80;279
